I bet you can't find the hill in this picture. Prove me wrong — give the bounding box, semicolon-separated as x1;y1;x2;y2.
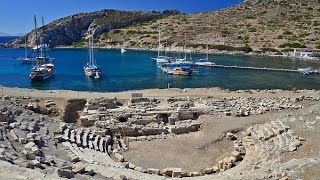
6;0;320;55
99;0;320;54
6;9;180;48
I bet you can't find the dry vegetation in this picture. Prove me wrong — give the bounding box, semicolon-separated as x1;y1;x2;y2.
99;0;320;53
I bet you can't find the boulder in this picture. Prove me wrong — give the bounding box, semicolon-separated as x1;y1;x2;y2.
58;168;74;179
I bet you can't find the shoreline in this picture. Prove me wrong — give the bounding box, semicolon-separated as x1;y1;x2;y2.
4;44;315;61
4;42;319;61
0;85;319;100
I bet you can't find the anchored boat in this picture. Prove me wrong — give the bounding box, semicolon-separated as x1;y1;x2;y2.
84;33;102;79
30;16;55;81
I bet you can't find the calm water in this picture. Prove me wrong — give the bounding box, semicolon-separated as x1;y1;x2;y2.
0;48;320;92
0;36;19;44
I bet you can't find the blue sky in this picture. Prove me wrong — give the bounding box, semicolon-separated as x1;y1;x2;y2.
0;0;243;34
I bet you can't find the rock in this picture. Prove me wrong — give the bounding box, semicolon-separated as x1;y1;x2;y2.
31;160;41;167
172;170;182;178
204;167;213;174
147;168;160;175
114;153;124;162
58;168;75;179
128;163;136;170
70;155;80;163
231;151;241;159
134;166;143;172
25;142;36;149
19;138;27;144
189;172;200;177
162;167;182;177
226;132;237;140
122;162;129;168
212;166;219;173
72;162;86;174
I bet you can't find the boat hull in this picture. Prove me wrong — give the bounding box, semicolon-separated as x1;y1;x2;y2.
30;69;54;81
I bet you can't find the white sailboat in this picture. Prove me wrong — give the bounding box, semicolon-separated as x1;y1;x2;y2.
18;37;35;63
84;33;102;79
195;40;215;66
151;30;168;63
173;34;193;65
29;16;55;81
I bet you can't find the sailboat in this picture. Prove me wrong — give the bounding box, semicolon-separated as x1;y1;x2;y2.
84;33;102;79
172;34;193;65
151;30;169;63
18;37;35;63
29;16;55;81
195;40;215;66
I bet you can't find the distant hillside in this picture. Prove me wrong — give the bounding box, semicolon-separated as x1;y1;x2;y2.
98;0;320;54
0;32;11;36
6;9;180;48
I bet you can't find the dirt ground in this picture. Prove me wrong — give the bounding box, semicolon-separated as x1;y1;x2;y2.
122;110;292;172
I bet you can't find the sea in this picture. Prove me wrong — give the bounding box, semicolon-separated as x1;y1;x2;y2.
0;36;19;45
0;37;320;92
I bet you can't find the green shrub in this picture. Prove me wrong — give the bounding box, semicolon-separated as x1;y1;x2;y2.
282;30;293;36
72;39;86;47
112;29;122;34
279;42;306;48
248;27;257;32
209;45;253;53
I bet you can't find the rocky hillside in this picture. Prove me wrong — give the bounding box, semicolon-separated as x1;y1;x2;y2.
99;0;320;54
6;9;180;48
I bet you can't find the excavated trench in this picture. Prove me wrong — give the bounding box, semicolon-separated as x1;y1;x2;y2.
62;99;86;124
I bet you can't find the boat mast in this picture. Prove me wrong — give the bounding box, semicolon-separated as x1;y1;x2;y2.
91;34;95;66
41;17;46;59
24;36;27;58
184;33;187;60
206;39;209;60
34;15;39;66
158;30;161;58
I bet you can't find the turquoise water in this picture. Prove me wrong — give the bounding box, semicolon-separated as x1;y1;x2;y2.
0;48;320;92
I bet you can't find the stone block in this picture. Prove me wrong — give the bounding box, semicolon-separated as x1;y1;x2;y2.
162;167;182;177
204;167;213;174
72;162;86;174
189;172;200;177
128;163;136;170
147;168;160;175
172;170;182;178
114;153;124;162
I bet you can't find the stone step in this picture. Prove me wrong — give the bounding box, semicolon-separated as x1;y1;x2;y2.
70;130;75;143
62;128;70;141
76;128;83;146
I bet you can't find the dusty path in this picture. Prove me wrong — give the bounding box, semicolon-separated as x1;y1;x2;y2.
0;86;317;100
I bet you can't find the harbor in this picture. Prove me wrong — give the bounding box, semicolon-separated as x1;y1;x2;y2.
1;48;320;92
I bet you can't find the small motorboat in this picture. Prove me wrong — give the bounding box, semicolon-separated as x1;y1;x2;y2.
167;66;192;76
303;67;312;75
121;48;127;54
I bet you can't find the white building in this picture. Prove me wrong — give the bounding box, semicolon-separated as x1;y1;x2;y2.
293;48;320;58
